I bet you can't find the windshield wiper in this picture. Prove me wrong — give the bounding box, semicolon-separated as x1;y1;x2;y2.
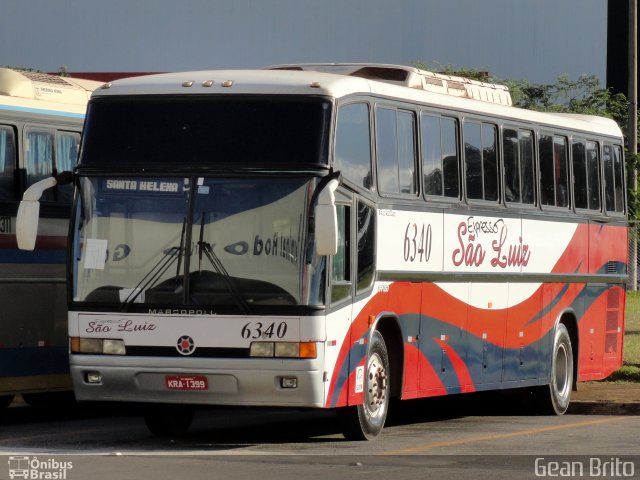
196;212;252;315
119;217;188;310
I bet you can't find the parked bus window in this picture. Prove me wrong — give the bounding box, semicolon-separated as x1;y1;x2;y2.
0;125;16;200
56;132;81;203
375;107;417;196
540;134;569;208
504;128;534;205
604;144;625;213
356;202;375;292
573;139;601;211
25;128;55;201
586;141;601;211
331;205;351;303
422;114;460;199
464;121;497;201
334;103;372;190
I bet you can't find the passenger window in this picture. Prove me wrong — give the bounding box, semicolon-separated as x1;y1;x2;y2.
573;139;601;211
464;120;497;201
356;202;375;293
56;132;80;173
572;140;587;209
586;141;601;211
0;125;16;201
56;131;81;203
334;104;372;190
539;134;569;208
604;144;625;213
331;205;351;304
503;128;535;205
421;113;459;198
376;107;417;196
25;128;54;202
397;111;417;194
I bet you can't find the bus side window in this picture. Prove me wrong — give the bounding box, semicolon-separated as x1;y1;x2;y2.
604;144;625;213
334;103;372;190
422;114;460;199
572;139;600;211
586;141;601;211
572;140;587;209
331;205;351;304
539;134;569;208
376;107;418;196
56;131;81;203
25;128;55;202
504;128;535;205
356;202;375;293
464;121;497;201
0;125;16;201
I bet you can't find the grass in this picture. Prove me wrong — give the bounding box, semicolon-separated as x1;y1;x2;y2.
606;291;640;382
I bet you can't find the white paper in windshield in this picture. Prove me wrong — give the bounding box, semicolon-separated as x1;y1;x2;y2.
84;239;108;270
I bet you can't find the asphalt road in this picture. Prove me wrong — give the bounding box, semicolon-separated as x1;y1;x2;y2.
0;393;638;480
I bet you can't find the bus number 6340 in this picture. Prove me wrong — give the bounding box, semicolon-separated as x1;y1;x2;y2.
241;321;288;339
404;222;432;263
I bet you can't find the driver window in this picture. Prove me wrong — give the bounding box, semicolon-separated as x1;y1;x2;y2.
331;204;351;304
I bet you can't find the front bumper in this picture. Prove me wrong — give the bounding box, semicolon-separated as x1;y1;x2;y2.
70;354;327;408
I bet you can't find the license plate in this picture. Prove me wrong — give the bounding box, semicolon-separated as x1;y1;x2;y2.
165;375;208;391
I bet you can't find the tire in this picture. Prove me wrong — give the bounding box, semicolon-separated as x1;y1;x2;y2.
534;323;574;415
144;404;195;438
22;391;76;407
0;395;14;409
338;330;390;440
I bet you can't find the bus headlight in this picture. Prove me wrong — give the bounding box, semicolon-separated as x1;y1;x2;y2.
70;337;126;355
250;341;317;358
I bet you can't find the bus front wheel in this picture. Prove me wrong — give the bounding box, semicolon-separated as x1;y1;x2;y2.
534;323;574;415
337;330;390;440
0;395;13;409
144;404;195;437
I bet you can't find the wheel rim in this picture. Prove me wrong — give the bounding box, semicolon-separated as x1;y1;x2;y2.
365;352;388;420
554;342;571;399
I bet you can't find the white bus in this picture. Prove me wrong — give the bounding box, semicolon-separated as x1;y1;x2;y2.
18;64;627;439
0;68;100;407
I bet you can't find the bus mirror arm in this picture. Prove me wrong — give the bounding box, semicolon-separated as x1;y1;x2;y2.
314;177;340;257
16;176;60;251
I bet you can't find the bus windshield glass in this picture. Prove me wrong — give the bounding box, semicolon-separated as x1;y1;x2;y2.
73;176;323;309
79;96;332;167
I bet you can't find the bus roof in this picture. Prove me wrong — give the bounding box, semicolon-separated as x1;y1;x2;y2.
0;68;102;115
93;65;623;139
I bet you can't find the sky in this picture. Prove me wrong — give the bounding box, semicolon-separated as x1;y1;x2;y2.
0;0;607;84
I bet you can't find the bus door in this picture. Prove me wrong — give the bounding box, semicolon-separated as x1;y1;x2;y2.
326;194;355;404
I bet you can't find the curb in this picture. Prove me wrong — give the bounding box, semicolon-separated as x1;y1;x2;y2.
568;401;640;415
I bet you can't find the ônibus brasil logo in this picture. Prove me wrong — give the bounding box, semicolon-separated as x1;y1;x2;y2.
8;456;73;479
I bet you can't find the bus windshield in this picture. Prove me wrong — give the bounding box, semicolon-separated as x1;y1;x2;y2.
73;176;324;309
79;96;332;167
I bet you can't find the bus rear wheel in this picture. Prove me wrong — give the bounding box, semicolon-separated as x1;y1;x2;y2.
338;330;390;440
534;323;574;415
144;404;195;437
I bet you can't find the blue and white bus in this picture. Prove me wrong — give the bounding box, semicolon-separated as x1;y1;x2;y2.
0;68;100;407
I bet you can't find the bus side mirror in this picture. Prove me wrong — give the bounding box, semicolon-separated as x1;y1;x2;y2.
314;178;340;256
16;177;58;250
